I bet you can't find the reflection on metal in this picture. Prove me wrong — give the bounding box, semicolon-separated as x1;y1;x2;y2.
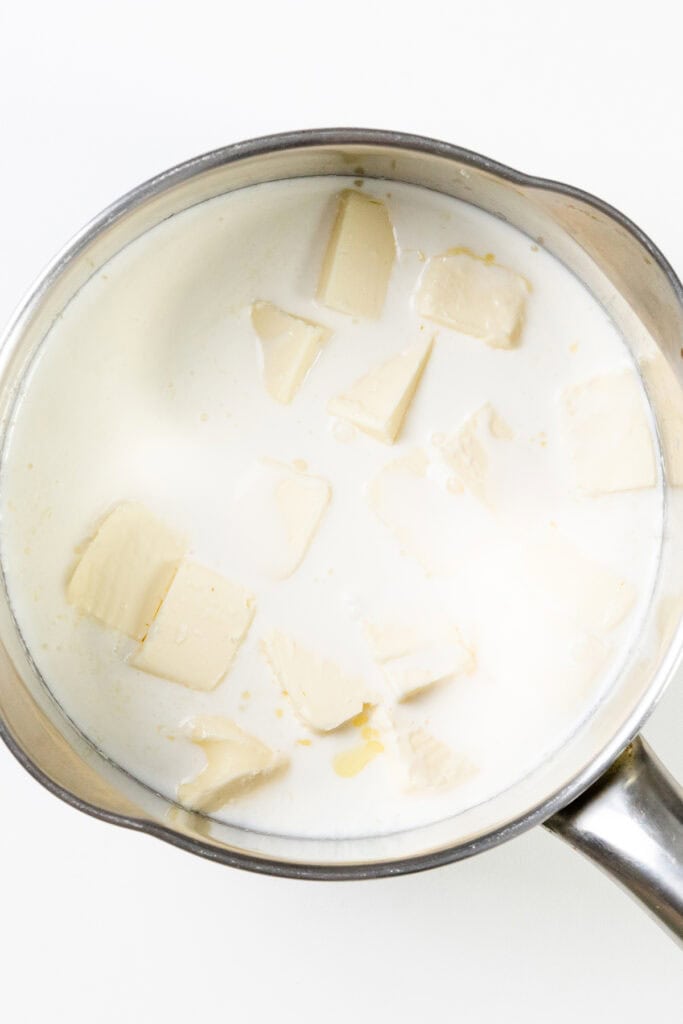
547;738;683;942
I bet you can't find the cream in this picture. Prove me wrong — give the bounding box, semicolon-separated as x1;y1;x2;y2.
0;176;663;839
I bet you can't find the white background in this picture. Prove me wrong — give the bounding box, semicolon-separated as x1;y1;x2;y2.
1;1;682;1018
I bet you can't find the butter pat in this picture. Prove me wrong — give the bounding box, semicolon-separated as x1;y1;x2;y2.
640;352;683;485
438;403;513;505
328;337;433;443
381;628;474;701
251;301;329;404
369;449;460;576
233;459;331;579
132;561;255;691
529;532;635;634
67;503;186;641
317;191;396;318
561;372;656;494
177;716;285;812
398;727;474;792
363;621;423;663
417;250;529;348
261;630;367;731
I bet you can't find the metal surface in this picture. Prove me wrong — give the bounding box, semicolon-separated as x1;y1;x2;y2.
547;739;683;941
0;129;683;934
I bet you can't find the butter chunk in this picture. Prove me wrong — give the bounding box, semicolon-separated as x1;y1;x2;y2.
369;449;460;576
640;353;683;485
233;460;331;579
317;191;396;318
328;337;433;443
417;250;529;348
398;727;475;792
363;621;423;663
438;403;513;505
261;630;367;731
132;561;255;691
67;503;186;641
529;533;635;634
177;716;286;812
251;301;329;404
561;371;656;494
381;628;474;702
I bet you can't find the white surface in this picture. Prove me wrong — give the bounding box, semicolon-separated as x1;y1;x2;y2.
0;0;682;1018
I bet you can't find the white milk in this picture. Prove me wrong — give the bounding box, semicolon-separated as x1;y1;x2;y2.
0;177;663;839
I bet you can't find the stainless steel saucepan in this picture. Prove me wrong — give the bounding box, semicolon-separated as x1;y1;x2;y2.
1;129;682;940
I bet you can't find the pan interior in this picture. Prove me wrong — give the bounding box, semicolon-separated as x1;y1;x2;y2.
0;134;681;872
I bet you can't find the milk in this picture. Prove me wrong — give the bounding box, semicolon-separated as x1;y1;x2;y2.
0;177;662;839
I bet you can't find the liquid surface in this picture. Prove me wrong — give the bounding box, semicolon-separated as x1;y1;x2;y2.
0;177;663;838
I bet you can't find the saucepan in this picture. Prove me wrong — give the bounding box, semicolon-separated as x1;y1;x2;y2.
1;129;682;940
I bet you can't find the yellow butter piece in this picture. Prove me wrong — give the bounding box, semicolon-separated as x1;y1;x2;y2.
529;532;635;634
368;448;460;576
251;301;329;404
385;631;474;702
365;619;474;701
177;716;285;812
328;337;433;444
439;403;513;506
363;621;423;663
317;191;396;318
132;561;255;691
417;251;529;348
67;503;186;641
561;371;656;494
233;459;331;579
398;727;475;792
261;630;367;731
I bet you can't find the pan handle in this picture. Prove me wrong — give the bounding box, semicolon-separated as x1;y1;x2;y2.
545;737;683;942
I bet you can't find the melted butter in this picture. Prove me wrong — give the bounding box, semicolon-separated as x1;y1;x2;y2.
445;245;496;262
333;738;384;778
351;705;372;728
333;717;384;778
361;725;380;742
